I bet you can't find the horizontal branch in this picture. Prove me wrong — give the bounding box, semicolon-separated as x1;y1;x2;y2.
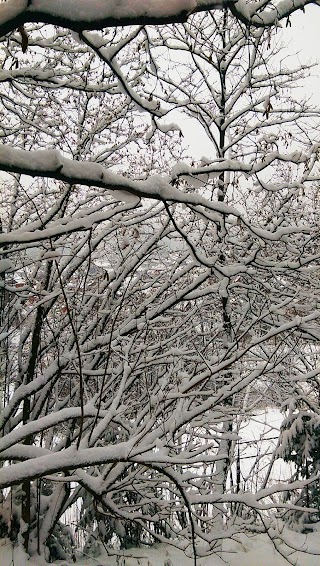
0;0;317;38
0;146;314;245
0;146;240;244
0;442;225;488
0;0;234;36
0;404;103;453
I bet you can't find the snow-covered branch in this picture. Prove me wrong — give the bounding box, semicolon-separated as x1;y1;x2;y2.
0;0;318;37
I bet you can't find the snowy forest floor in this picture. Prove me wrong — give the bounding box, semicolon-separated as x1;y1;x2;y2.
2;529;320;566
1;411;318;566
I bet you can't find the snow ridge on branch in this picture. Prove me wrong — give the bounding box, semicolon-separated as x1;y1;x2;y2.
0;0;318;36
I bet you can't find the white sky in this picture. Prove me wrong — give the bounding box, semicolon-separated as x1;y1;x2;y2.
281;5;320;103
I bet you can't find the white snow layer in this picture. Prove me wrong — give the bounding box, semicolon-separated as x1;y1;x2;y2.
32;0;198;20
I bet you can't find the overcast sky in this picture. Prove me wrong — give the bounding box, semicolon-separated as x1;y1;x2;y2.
282;4;320;104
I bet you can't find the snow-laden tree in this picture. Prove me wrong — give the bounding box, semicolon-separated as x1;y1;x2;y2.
1;6;320;565
278;401;320;530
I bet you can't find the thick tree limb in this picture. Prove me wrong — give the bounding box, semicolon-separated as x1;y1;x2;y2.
0;0;318;37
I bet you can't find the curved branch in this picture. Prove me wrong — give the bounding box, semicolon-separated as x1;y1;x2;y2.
0;0;233;36
0;0;317;38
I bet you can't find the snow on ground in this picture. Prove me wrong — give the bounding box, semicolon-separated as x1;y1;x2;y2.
1;409;317;565
1;530;320;566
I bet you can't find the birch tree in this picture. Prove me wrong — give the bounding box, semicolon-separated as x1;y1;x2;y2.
0;5;320;565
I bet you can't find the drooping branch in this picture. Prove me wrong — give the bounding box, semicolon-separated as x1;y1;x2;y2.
0;144;315;246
